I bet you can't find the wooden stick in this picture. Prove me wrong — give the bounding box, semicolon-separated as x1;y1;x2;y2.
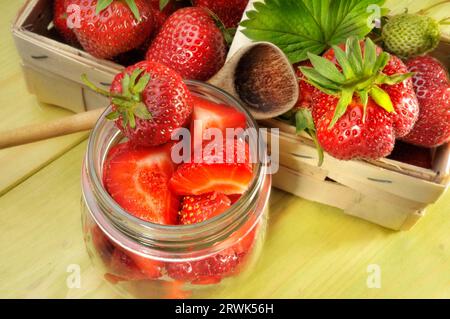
0;107;106;149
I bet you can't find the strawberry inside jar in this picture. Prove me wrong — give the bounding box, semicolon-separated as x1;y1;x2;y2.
81;79;271;299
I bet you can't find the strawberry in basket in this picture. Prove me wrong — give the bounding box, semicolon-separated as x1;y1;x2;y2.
298;37;419;160
402;55;450;148
146;7;227;81
65;0;154;59
192;0;249;28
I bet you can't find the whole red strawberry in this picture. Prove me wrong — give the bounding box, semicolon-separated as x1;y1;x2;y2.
53;0;78;45
66;0;154;59
146;7;227;81
402;55;450;147
83;60;193;147
193;0;249;28
299;37;418;160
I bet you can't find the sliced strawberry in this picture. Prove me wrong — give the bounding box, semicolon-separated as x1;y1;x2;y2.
109;248;148;281
166;226;257;284
91;226;114;266
128;253;163;279
104;142;179;224
192;96;247;132
170;138;253;195
179;192;231;225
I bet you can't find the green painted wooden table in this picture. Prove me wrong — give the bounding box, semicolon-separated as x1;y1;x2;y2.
0;0;449;299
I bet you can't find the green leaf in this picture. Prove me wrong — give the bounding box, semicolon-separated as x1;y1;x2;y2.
373;52;390;74
329;88;354;129
133;74;151;93
295;109;324;167
358;90;369;122
307;53;346;83
133;102;152;120
363;37;377;76
122;74;131;98
370;86;394;113
96;0;113;14
159;0;170;11
295;108;315;133
240;0;386;63
375;72;414;85
124;0;141;21
128;110;136;128
105;111;120;120
332;45;355;79
346;37;363;75
129;68;144;91
299;67;341;93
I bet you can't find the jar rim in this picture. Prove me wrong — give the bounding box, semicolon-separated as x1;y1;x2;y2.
83;80;269;250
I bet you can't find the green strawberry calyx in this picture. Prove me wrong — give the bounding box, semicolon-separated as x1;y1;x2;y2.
96;0;142;22
299;37;414;129
81;69;152;129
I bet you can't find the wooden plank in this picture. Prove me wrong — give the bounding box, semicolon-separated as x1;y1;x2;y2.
1;142;449;298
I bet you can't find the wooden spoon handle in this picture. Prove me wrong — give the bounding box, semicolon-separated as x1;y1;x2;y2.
0;107;106;149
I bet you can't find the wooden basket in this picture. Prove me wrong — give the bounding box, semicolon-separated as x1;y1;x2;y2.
12;0;450;230
234;0;450;230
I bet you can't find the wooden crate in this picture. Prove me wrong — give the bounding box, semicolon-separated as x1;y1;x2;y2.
12;0;121;113
12;0;450;230
236;0;450;230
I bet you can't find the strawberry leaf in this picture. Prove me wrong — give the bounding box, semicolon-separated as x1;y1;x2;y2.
106;111;120;120
370;86;394;113
295;108;324;166
241;0;386;63
124;0;141;21
134;102;152;120
307;53;346;84
329;88;354;129
96;0;113;14
134;74;151;93
159;0;170;11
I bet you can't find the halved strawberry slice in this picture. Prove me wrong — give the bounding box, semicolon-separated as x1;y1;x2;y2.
179;192;231;225
169;138;253;195
191;96;247;149
104;142;179;224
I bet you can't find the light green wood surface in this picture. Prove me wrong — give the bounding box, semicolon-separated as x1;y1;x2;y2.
0;0;449;299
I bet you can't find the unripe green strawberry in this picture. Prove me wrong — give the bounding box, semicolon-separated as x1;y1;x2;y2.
382;14;440;58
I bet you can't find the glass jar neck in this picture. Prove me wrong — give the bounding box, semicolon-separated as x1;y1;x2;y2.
82;80;269;255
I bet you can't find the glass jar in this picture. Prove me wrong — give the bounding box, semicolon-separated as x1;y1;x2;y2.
81;80;271;298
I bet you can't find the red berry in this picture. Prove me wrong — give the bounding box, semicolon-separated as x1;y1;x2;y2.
179;192;232;225
108;248;149;281
166;226;257;284
313;93;396;160
170;138;253;195
190;95;247;149
103;142;179;224
146;7;227;81
67;0;154;59
305;40;419;160
402;56;450;147
53;0;78;45
193;0;249;28
109;61;193;147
